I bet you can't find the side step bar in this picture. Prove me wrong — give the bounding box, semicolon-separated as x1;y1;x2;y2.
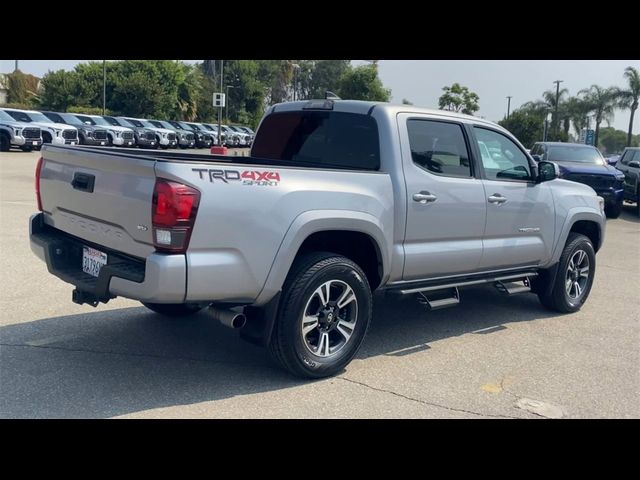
417;287;460;310
398;272;537;295
495;278;532;295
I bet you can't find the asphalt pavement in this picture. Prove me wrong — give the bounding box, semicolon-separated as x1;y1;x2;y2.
1;150;638;418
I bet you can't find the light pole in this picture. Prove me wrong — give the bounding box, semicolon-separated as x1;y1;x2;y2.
218;60;224;146
102;60;106;115
291;63;300;101
553;79;563;140
225;85;235;122
506;96;512;120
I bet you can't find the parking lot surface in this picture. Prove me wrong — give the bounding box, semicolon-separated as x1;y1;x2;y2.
1;150;638;418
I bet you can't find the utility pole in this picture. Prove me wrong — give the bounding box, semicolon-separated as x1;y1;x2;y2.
553;80;563;140
14;60;18;72
102;60;106;115
218;60;224;146
506;96;512;120
225;85;235;122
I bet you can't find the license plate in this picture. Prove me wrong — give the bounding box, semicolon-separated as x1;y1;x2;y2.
128;142;132;145
100;141;105;145
70;142;76;145
32;141;38;145
82;247;107;278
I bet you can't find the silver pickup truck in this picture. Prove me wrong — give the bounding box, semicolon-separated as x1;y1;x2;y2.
29;100;606;378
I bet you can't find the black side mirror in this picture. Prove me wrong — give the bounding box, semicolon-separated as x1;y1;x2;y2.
628;161;640;168
531;154;541;162
537;161;560;183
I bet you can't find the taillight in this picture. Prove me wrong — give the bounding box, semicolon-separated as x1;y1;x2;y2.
35;156;44;211
152;179;200;253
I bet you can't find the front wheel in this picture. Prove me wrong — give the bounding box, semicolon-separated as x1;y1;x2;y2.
605;201;622;219
142;302;206;317
537;233;595;313
269;252;372;379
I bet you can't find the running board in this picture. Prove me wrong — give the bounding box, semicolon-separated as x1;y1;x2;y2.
417;287;460;310
397;272;538;295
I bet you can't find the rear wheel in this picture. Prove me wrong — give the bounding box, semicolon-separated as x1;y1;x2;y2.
537;233;595;313
269;252;372;379
142;302;206;317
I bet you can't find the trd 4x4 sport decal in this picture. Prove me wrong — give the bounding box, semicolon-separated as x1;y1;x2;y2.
192;168;280;186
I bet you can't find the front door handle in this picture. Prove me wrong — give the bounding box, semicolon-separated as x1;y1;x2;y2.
488;193;507;204
413;191;437;203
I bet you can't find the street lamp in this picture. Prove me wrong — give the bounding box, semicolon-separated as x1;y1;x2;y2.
225;85;235;122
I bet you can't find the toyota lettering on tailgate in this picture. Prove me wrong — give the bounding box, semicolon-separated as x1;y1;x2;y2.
192;168;280;186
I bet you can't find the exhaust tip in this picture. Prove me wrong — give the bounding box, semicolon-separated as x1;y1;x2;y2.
231;314;246;329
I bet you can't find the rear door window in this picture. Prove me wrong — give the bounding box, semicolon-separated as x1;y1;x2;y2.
252;111;380;170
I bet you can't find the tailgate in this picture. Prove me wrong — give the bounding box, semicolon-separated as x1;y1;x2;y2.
39;146;156;259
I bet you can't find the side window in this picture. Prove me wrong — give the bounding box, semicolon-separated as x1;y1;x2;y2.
406;120;471;177
619;151;630;165
474;127;532;181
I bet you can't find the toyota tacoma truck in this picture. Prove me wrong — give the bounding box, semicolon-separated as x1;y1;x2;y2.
29;100;606;378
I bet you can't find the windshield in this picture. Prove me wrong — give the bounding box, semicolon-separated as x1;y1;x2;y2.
89;116;111;126
148;120;165;128
168;121;185;130
547;145;604;164
180;122;195;131
0;110;15;121
201;124;215;131
58;113;84;125
103;116;122;126
27;112;55;123
138;119;155;128
121;118;143;128
186;123;201;131
74;115;97;126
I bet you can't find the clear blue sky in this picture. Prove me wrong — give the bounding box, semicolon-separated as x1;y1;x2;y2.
2;59;638;133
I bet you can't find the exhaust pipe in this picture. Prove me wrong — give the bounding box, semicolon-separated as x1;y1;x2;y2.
210;307;246;329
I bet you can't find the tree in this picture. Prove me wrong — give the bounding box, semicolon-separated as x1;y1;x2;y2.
579;85;618;148
564;96;591;139
617;66;640;147
6;70;40;106
39;69;79;111
402;98;413;105
303;60;350;100
597;127;628;154
542;87;569;138
338;65;390;102
438;83;479;115
499;108;545;148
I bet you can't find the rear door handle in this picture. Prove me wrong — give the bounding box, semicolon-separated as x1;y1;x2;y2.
488;193;507;204
413;191;437;203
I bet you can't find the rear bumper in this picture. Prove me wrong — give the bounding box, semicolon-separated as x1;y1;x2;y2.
29;213;186;304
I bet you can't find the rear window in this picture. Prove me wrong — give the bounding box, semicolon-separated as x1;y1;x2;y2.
251;111;380;170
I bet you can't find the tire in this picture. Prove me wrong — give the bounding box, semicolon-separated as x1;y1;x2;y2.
142;302;206;317
269;252;372;379
107;135;114;147
605;201;622;219
537;233;596;313
1;134;11;152
636;188;640;217
20;146;33;152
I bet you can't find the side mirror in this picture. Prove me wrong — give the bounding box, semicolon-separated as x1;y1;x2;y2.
629;161;640;168
537;161;560;183
531;154;541;162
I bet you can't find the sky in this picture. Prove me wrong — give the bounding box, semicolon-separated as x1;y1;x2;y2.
2;59;639;133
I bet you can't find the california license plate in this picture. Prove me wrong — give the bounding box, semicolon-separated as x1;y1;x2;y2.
100;141;105;145
32;141;38;145
82;247;107;278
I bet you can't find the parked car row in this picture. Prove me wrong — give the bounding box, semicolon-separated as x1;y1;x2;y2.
0;106;255;152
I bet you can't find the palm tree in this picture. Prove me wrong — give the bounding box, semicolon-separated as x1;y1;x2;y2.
579;85;618;148
617;66;640;147
542;88;568;140
565;96;591;139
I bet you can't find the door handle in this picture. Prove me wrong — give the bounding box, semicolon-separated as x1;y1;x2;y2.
488;194;507;204
413;191;437;203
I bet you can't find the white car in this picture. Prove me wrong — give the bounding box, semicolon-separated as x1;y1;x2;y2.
1;108;78;145
118;117;177;149
0;109;42;151
81;114;136;147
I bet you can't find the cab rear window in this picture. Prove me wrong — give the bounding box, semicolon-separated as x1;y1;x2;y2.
252;111;380;170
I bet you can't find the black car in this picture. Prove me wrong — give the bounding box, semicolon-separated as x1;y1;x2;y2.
102;116;157;148
615;147;640;215
41;111;109;146
167;121;212;149
148;120;193;149
530;142;625;218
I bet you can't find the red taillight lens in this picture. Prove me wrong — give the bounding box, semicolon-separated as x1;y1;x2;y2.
152;179;200;253
35;156;44;211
